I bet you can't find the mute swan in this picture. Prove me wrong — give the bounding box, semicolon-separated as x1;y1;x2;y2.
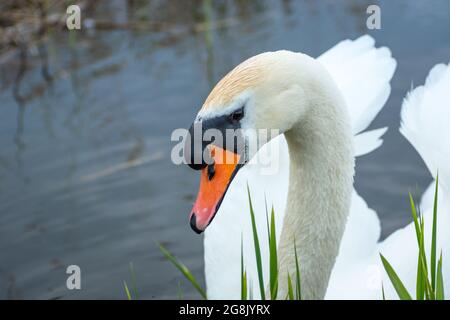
326;62;450;299
184;35;398;299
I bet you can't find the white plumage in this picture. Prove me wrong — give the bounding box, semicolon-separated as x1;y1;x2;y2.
327;62;450;299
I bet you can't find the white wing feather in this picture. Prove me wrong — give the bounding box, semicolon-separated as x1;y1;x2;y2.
400;63;450;192
319;35;396;135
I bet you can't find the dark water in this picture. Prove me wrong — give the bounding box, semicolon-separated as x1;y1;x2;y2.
0;0;449;299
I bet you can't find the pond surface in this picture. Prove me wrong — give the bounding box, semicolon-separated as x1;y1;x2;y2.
0;0;449;299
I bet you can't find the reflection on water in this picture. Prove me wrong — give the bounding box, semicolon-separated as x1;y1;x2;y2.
0;0;449;299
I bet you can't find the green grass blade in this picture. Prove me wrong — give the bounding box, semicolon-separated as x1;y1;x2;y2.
158;243;207;299
129;262;139;300
247;185;266;300
416;252;424;300
380;254;412;300
417;219;427;300
287;273;294;300
431;176;439;291
124;281;132;300
269;206;278;300
409;193;421;245
242;270;248;300
381;282;386;300
419;216;434;299
241;236;247;300
419;215;429;272
294;238;302;300
436;251;445;300
410;192;436;300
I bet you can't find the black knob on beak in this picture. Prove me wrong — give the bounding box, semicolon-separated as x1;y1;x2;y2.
190;213;203;234
184;122;210;171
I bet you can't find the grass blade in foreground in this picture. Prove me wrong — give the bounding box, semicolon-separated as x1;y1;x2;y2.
158;243;207;299
124;281;132;300
436;252;445;300
241;237;248;300
294;239;302;300
129;262;139;300
416;250;424;300
287;274;294;300
408;192;433;299
123;262;139;300
380;253;412;300
247;185;266;300
269;207;278;300
431;176;439;291
409;193;421;245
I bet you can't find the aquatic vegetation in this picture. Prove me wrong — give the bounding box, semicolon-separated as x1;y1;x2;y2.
158;182;445;300
156;187;301;300
158;243;207;299
380;178;445;300
123;262;139;300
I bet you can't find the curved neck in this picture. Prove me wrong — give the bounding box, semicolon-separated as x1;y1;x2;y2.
277;80;354;299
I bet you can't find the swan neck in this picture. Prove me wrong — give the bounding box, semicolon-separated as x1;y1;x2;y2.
277;88;354;299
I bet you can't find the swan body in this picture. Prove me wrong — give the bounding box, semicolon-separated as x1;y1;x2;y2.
199;35;397;299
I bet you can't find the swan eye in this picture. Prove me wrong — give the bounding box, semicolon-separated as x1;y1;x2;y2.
229;107;244;123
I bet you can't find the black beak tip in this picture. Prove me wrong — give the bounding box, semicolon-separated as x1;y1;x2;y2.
190;214;203;234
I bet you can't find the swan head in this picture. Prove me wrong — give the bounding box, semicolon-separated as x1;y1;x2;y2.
185;51;330;233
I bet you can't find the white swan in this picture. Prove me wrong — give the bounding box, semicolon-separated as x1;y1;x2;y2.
326;62;450;299
184;35;403;299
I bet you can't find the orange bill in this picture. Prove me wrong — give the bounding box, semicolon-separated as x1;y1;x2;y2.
189;145;241;233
